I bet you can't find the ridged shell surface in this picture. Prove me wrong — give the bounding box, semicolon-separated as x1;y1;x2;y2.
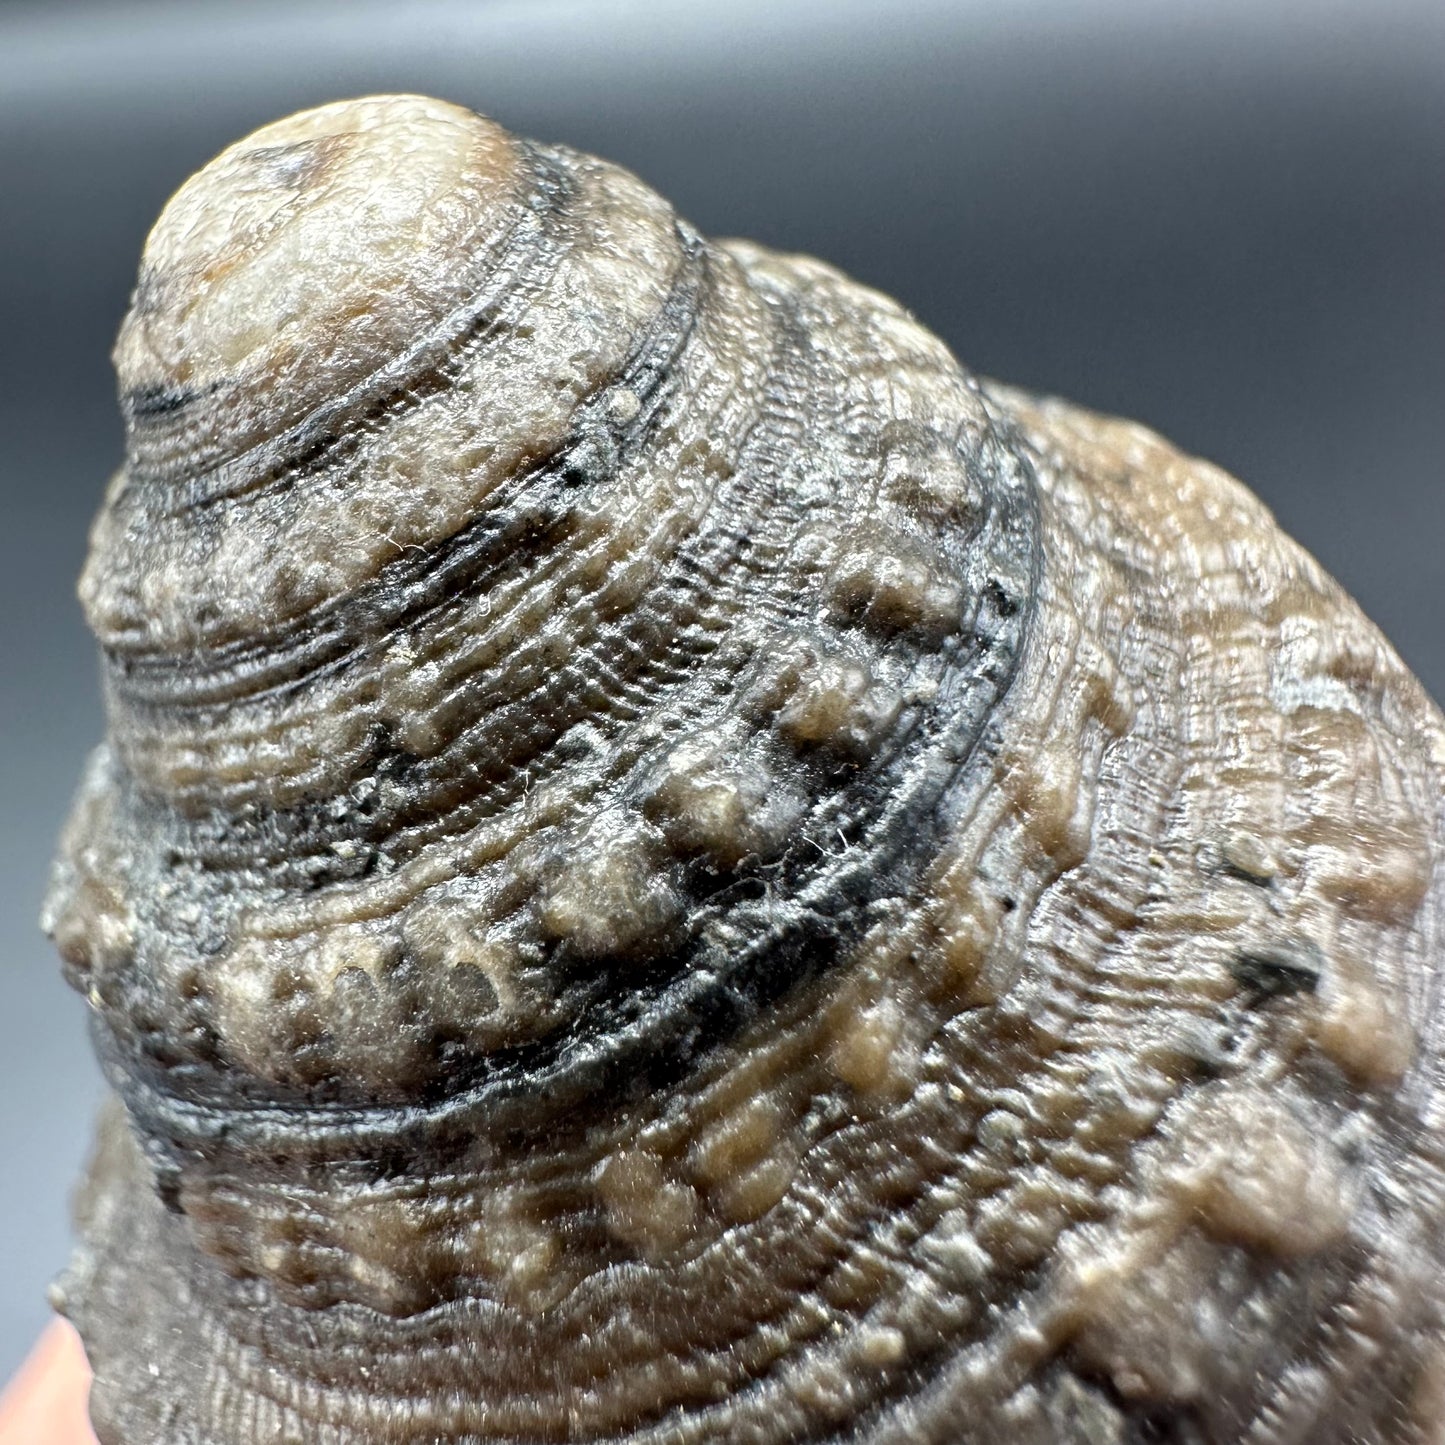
45;95;1445;1445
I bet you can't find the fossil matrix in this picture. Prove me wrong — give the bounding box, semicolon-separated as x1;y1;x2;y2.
43;95;1445;1444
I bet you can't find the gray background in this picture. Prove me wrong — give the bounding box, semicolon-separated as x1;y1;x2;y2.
0;0;1440;1383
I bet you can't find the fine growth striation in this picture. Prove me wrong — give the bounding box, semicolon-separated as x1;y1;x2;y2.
43;95;1445;1444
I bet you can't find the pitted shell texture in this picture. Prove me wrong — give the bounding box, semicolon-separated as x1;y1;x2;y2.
44;94;1445;1445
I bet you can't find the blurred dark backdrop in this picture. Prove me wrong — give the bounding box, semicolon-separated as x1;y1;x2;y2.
0;0;1440;1380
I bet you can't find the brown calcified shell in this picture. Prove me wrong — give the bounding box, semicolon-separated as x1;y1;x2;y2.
43;94;1445;1445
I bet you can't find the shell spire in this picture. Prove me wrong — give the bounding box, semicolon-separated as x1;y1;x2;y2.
46;96;1445;1445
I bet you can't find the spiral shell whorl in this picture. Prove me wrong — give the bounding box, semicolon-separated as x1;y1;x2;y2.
67;90;1038;1116
47;96;1445;1445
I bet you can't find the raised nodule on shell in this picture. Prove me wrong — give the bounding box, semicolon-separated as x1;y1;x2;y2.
45;95;1445;1444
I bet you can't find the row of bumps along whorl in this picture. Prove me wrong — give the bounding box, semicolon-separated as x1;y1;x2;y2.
44;95;1445;1445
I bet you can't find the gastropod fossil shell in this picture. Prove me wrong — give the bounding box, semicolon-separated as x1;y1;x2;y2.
44;94;1445;1444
